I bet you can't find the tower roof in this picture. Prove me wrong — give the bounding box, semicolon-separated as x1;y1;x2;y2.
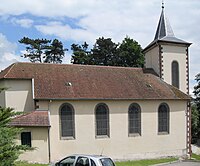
154;7;175;40
143;4;191;52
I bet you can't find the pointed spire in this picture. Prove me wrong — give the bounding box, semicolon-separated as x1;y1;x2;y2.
154;1;175;40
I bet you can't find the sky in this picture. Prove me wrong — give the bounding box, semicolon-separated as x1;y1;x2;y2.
0;0;199;95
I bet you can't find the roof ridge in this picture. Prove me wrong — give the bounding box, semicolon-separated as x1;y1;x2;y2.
11;62;143;70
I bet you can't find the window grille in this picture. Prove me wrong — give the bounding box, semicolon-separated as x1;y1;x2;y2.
158;103;169;133
128;103;141;135
60;104;75;138
95;104;109;137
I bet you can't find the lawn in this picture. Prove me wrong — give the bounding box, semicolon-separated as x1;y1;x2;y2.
191;153;200;161
115;158;177;166
15;161;48;166
15;157;177;166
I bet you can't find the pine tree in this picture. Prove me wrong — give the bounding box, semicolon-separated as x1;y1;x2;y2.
0;88;32;166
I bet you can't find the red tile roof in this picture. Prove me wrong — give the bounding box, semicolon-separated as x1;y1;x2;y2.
0;62;189;100
9;111;50;127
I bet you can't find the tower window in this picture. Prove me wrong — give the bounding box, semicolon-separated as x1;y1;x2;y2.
172;61;179;88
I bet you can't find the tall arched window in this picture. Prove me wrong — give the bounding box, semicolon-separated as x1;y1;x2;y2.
128;103;141;136
158;103;169;133
95;103;109;137
60;103;75;138
172;61;179;88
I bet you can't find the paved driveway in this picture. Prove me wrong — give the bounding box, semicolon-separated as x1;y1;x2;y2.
159;161;200;166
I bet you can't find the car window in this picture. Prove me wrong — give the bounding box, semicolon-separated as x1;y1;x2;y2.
90;159;97;166
60;156;76;166
75;157;89;166
100;158;115;166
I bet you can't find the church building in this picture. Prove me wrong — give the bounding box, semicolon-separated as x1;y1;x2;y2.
0;4;191;164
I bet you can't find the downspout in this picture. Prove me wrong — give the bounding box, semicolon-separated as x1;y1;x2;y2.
48;100;52;163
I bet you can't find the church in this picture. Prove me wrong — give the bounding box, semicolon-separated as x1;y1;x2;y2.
0;5;191;164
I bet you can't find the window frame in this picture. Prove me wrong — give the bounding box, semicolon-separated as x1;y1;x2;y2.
59;103;75;140
95;103;110;138
158;103;170;134
172;61;179;89
21;131;32;147
128;103;141;137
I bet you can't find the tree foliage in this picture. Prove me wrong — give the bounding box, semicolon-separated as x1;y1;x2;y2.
117;37;144;67
71;42;91;65
71;36;144;67
44;39;68;64
193;73;200;141
90;37;119;66
0;89;32;166
191;102;200;142
19;37;67;63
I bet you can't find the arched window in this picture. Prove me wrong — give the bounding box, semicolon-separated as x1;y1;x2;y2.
128;103;141;136
60;103;75;138
172;61;179;88
95;103;109;137
158;103;169;133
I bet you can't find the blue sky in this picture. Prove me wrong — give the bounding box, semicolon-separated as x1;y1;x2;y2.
0;0;199;94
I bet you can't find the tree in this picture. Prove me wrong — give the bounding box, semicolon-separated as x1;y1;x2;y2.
0;88;31;166
19;37;67;63
193;73;200;142
71;36;144;67
71;42;91;65
19;37;51;63
191;102;200;143
90;37;119;66
117;36;144;67
44;39;68;64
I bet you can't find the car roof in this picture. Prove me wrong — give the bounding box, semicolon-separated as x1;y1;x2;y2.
71;154;111;159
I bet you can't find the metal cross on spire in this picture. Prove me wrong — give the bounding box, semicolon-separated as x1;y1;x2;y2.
162;0;164;9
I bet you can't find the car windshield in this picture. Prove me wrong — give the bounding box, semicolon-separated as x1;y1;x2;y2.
100;158;115;166
60;156;76;166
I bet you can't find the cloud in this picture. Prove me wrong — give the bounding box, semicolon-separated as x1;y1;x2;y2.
10;17;33;28
35;21;97;44
0;33;25;70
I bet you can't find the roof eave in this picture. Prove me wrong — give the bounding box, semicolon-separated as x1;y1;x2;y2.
34;97;190;101
143;39;192;53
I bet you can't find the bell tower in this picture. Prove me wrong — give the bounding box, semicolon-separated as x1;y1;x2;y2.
143;3;191;94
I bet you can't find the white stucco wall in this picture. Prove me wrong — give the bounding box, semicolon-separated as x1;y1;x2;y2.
16;127;49;164
43;99;188;162
144;46;160;76
161;45;188;94
3;79;34;112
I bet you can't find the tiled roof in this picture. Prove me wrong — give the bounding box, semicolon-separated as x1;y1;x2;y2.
9;111;50;127
0;62;189;100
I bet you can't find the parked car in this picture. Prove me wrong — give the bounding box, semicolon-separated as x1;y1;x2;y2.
52;154;115;166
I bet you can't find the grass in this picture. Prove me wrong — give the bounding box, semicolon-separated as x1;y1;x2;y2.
15;157;178;166
15;161;48;166
115;157;178;166
191;153;200;161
